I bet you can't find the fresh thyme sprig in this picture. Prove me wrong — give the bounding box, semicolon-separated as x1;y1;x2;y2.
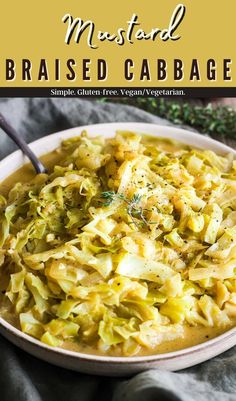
100;191;150;227
99;191;125;206
100;98;236;140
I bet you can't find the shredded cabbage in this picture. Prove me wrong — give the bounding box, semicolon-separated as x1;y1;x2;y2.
0;130;236;356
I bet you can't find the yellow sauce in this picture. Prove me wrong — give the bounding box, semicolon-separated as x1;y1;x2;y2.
62;325;232;356
0;150;63;196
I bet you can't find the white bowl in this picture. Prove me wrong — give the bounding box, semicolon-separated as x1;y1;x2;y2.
0;122;236;376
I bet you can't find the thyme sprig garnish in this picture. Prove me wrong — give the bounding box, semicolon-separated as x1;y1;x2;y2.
99;191;124;206
100;191;150;228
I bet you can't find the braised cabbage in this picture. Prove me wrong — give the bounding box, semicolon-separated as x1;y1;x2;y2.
0;130;236;356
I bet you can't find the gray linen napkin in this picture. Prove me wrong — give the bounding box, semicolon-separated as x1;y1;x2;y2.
0;98;235;401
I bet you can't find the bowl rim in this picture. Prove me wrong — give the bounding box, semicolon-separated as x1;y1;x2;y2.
0;121;236;364
1;122;235;177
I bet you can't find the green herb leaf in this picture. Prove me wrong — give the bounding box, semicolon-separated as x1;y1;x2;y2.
100;98;236;140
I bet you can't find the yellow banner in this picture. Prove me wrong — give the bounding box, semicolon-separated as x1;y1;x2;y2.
1;0;235;87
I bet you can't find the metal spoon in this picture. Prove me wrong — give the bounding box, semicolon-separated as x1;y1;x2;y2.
0;113;47;174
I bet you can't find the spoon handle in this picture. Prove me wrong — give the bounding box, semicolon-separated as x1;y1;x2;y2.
0;113;47;174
